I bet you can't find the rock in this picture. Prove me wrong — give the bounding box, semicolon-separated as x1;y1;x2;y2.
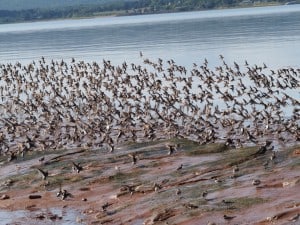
29;195;42;199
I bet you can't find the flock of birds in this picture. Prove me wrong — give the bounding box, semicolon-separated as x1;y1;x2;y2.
0;55;299;159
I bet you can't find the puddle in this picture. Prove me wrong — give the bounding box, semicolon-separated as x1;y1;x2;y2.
0;207;84;225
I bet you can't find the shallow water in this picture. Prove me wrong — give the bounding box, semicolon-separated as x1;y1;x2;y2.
0;207;83;225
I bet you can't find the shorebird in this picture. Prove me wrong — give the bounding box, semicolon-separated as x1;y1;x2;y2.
36;168;48;180
72;161;83;173
207;222;216;225
270;151;276;161
252;179;261;186
102;202;111;212
7;152;17;162
153;183;161;192
166;144;177;155
38;157;45;163
183;203;198;209
288;213;299;222
201;190;208;199
60;189;72;200
223;214;236;220
0;56;298;166
128;153;137;165
232;165;239;174
176;164;183;171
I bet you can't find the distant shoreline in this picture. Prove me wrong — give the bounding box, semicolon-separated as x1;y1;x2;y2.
0;2;292;25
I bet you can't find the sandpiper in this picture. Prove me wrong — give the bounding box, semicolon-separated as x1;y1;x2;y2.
128;153;137;165
223;214;236;220
270;151;276;161
288;213;299;222
72;161;83;173
252;179;261;186
176;164;183;171
176;188;181;195
166;144;177;155
36;168;48;180
201;190;208;199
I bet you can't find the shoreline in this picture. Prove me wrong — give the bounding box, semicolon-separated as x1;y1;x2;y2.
0;2;289;26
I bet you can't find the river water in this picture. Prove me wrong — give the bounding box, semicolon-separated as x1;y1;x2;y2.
0;5;300;69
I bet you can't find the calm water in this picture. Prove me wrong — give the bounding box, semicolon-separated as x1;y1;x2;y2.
0;5;300;68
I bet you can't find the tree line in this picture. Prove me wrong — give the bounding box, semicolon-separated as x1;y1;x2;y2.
0;0;296;24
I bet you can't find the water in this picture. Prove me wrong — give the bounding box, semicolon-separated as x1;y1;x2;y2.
0;5;299;69
0;207;83;225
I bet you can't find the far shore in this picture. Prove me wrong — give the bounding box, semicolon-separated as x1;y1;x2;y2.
0;2;292;26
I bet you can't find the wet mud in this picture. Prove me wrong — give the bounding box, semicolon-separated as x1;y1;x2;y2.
0;139;299;225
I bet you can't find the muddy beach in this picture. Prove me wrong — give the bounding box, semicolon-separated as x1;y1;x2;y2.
0;139;299;225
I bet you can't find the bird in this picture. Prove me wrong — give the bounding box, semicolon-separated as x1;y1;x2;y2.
183;203;198;209
201;190;208;199
7;152;17;162
176;164;183;171
102;202;110;212
176;188;181;195
36;168;48;180
222;199;234;204
223;214;236;220
270;151;276;161
252;179;261;186
166;144;177;155
288;213;299;222
153;183;161;192
232;165;239;174
38;157;45;163
207;222;216;225
72;161;83;173
60;189;72;200
0;55;298;175
214;178;222;184
128;153;137;165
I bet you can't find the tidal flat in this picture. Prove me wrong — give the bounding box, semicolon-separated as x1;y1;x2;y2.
0;140;299;224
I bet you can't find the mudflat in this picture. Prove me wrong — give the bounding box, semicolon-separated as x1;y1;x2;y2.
0;139;299;225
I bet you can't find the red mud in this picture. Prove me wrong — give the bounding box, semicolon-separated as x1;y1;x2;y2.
0;141;299;225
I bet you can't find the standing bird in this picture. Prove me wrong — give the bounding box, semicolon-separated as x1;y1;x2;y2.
72;161;83;173
270;151;276;161
232;165;239;177
201;190;208;199
36;168;48;180
166;144;177;155
176;164;183;171
128;153;137;165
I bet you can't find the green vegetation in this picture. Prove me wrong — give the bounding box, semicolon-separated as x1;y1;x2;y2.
217;197;266;209
185;143;229;155
0;0;298;24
